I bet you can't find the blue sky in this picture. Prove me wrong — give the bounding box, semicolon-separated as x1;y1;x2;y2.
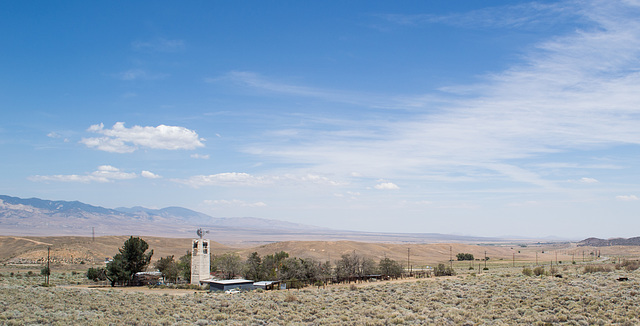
2;1;639;239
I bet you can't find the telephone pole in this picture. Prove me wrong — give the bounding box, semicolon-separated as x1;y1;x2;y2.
46;247;50;285
407;248;411;276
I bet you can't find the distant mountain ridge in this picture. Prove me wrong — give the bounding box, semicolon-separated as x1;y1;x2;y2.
0;195;118;215
578;237;640;247
0;195;517;245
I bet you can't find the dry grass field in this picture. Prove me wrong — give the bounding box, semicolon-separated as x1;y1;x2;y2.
1;263;639;325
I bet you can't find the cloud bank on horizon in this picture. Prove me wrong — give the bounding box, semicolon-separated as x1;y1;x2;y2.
1;0;639;239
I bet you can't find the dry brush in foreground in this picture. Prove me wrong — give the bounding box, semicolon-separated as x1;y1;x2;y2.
1;270;639;325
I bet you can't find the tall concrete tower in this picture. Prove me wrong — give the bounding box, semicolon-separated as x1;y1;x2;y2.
190;228;211;285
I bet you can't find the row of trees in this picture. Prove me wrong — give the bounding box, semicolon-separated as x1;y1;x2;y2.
210;251;405;286
88;237;443;287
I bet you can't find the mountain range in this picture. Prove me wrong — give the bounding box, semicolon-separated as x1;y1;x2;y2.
0;195;516;245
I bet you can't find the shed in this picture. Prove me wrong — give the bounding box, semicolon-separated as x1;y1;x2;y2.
253;281;280;290
133;271;163;286
202;279;254;292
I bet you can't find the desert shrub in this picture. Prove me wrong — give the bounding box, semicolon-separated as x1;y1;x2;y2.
434;263;455;276
468;266;475;270
86;267;107;282
350;284;357;291
522;268;533;276
284;292;298;303
616;260;640;271
583;265;611;273
533;266;545;276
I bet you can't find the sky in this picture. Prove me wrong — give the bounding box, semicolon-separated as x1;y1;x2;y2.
1;1;639;239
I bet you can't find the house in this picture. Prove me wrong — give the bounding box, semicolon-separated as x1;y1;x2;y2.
201;279;254;292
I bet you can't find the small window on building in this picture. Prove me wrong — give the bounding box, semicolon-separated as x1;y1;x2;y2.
203;242;208;248
204;249;208;254
193;242;198;249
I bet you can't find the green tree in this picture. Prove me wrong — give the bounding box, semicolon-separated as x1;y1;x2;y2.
379;258;404;277
263;251;289;280
212;253;243;279
434;263;455;276
155;255;179;283
86;267;107;282
177;251;191;283
105;236;154;286
456;253;474;261
105;254;126;286
244;252;264;281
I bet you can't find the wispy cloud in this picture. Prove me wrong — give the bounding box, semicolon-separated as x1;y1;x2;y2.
207;71;410;109
132;38;185;52
29;165;144;183
80;122;205;153
203;199;267;207
236;1;640;192
175;172;345;188
376;2;578;29
616;195;639;201
374;182;399;190
190;154;210;159
113;69;169;81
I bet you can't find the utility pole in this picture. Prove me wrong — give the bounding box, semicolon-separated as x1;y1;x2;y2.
407;248;411;276
46;246;50;285
513;252;515;267
536;252;538;265
92;227;95;242
449;246;453;269
484;251;487;269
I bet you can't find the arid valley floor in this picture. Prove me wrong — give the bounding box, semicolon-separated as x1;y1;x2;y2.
1;236;640;325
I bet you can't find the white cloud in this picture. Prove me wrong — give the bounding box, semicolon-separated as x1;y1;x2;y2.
191;154;210;159
374;182;399;190
141;170;162;179
616;195;639;201
203;199;267;207
29;165;138;183
80;122;204;153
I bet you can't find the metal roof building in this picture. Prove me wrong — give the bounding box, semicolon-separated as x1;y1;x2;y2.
201;279;254;292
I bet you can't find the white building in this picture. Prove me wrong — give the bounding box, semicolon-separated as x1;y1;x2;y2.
190;237;211;285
